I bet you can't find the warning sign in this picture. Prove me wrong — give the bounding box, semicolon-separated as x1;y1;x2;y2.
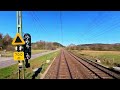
12;33;25;45
13;52;24;61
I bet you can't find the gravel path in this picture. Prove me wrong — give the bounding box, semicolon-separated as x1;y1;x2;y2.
0;50;58;69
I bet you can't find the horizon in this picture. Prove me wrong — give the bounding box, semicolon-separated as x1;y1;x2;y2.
0;11;120;46
1;32;120;47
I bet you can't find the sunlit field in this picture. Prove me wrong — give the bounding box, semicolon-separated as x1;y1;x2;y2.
70;50;120;67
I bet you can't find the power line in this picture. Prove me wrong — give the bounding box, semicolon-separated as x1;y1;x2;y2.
60;11;63;45
61;12;120;45
83;15;120;42
84;14;120;39
32;11;47;31
64;12;104;45
27;11;42;34
66;12;106;45
76;12;120;44
79;12;103;37
87;21;120;42
80;12;111;38
27;11;47;32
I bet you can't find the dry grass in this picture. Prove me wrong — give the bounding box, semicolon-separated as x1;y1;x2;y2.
0;50;50;57
70;50;120;67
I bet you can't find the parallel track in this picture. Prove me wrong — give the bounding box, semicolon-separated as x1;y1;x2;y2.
68;51;120;79
43;49;120;79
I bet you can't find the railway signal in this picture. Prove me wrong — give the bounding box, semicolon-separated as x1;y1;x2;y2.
15;46;23;51
24;33;31;68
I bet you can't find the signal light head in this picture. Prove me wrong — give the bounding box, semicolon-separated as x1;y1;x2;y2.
15;46;23;51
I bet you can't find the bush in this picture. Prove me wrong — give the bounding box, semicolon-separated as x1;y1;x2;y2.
117;64;120;67
6;45;14;51
113;63;120;67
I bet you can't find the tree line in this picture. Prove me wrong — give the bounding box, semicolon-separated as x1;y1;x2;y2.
0;33;13;51
32;40;64;50
0;33;64;51
66;43;120;51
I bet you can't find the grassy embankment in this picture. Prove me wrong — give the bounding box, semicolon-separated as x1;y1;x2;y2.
0;50;60;79
70;50;120;67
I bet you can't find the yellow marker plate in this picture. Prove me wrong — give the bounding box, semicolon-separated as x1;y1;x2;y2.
13;52;24;61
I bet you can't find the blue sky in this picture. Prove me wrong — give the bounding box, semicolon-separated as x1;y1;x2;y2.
0;11;120;46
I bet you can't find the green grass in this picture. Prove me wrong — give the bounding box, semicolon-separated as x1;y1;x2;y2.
0;51;60;79
70;50;120;67
0;64;18;79
31;50;49;54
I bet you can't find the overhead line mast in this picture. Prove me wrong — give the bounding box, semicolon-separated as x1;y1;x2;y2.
17;11;25;79
17;11;22;36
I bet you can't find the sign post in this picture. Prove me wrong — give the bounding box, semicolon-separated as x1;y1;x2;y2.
12;11;25;79
12;11;31;79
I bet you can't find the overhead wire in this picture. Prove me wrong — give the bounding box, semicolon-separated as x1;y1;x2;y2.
67;11;106;45
65;11;104;45
32;11;47;50
32;11;47;32
76;11;120;44
27;11;41;34
60;11;63;45
26;11;48;50
87;20;120;43
83;14;120;42
80;12;111;40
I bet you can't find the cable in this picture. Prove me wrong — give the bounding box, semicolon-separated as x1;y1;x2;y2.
85;14;120;40
77;12;120;44
87;21;120;42
60;11;63;45
32;11;47;32
83;15;120;43
27;11;41;34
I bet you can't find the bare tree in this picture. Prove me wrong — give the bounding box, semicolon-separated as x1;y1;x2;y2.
0;33;3;39
2;34;12;49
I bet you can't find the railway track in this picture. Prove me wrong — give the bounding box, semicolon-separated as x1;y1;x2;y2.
43;49;120;79
43;51;62;79
44;50;73;79
68;51;120;79
56;50;73;79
